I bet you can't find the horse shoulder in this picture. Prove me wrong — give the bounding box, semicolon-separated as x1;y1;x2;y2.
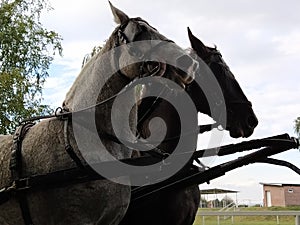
21;118;71;176
0;135;13;188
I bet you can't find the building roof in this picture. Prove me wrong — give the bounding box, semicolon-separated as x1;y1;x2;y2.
260;183;300;187
200;188;239;195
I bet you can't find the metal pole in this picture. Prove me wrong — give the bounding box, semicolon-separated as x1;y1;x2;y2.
296;215;300;225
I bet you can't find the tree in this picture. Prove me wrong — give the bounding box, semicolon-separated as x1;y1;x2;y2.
295;117;300;137
211;198;221;208
0;0;62;134
199;197;208;208
221;196;234;207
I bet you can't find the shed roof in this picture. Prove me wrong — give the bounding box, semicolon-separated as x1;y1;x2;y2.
200;188;239;195
260;183;300;187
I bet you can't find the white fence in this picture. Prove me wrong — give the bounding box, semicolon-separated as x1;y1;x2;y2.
197;210;300;225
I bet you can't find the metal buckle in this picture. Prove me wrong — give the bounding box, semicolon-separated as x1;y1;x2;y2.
15;178;31;191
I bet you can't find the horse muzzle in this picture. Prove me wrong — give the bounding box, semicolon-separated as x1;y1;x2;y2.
228;111;258;138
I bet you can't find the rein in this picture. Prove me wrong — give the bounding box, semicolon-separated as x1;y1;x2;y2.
21;77;141;124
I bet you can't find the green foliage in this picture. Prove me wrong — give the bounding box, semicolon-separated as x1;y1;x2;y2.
295;117;300;137
211;198;221;208
0;0;63;134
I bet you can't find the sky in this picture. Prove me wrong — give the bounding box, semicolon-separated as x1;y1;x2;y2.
40;0;300;205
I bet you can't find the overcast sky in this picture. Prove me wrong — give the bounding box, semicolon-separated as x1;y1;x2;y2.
41;0;300;204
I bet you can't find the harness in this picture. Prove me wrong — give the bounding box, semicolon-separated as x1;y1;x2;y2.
3;118;214;225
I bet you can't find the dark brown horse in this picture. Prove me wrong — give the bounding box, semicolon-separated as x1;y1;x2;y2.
187;28;258;138
119;28;258;225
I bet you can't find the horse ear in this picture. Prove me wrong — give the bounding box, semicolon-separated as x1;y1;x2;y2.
109;1;129;25
187;27;209;58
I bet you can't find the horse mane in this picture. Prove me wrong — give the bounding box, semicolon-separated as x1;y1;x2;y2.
207;44;218;51
81;27;120;69
63;26;123;110
82;46;102;68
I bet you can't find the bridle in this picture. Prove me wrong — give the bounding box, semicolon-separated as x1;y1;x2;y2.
201;48;252;112
68;18;181;157
114;18;174;80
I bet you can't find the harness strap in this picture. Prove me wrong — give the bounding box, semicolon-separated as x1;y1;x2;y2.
63;119;85;169
0;187;10;205
9;122;35;225
7;119;85;225
18;193;34;225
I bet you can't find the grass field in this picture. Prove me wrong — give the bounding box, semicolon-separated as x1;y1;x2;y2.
193;206;300;225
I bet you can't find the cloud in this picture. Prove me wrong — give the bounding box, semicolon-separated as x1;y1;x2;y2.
272;31;300;55
43;39;109;107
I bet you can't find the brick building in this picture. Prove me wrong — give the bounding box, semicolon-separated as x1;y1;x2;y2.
260;183;300;207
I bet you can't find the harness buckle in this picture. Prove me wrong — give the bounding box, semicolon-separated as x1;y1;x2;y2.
55;107;70;120
15;178;31;191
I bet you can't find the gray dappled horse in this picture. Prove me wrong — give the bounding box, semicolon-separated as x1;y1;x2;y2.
119;28;258;225
0;3;198;225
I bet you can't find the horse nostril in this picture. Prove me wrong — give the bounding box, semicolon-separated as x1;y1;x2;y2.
176;55;193;71
247;115;258;128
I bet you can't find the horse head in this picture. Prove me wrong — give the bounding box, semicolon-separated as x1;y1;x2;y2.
187;28;258;138
108;2;197;88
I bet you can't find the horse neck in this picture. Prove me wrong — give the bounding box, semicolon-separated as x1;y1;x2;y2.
63;50;128;112
186;81;211;116
138;96;181;154
62;46;136;161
